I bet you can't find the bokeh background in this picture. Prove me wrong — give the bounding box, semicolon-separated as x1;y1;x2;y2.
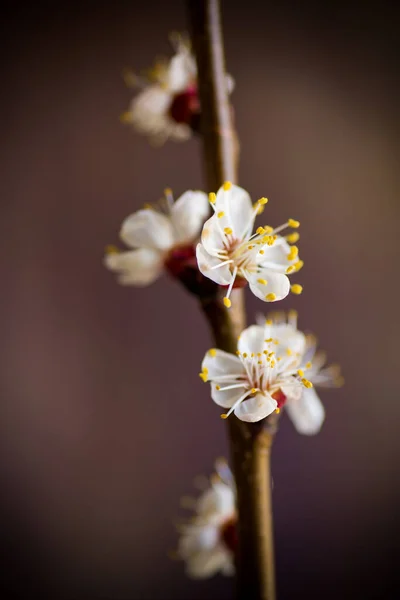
1;0;399;598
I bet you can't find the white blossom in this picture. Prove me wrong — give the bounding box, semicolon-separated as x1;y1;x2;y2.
196;182;304;308
104;188;209;285
121;33;234;145
176;459;236;579
200;322;312;423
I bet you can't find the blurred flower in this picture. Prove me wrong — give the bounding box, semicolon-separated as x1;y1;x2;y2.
196;182;303;308
104;188;209;285
121;33;234;145
175;458;236;579
200;323;313;423
256;310;344;434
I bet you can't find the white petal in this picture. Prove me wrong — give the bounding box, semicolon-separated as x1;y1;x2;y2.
257;238;296;272
202;349;244;380
215;184;254;239
269;323;306;356
129;85;171;121
285;387;325;435
200;214;227;256
104;249;163;286
196;244;233;285
167;52;196;92
225;74;235;94
247;270;290;302
179;526;219;556
237;325;266;355
120;209;174;250
234;392;277;423
197;482;235;517
211;383;247;408
186;548;229;579
170;191;210;244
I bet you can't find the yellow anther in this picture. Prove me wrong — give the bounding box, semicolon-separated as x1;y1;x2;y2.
265;338;273;343
203;367;208;374
287;246;299;259
251;353;255;358
217;211;225;218
291;284;303;295
258;197;268;205
268;351;275;357
257;352;262;357
286;232;300;244
164;187;172;196
105;245;119;255
223;297;232;308
256;227;265;235
257;278;268;285
286;348;293;356
289;309;298;319
288;218;300;228
209;192;216;204
259;249;265;255
209;349;217;357
236;350;241;356
263;350;268;355
265;319;272;325
266;293;277;301
302;378;313;388
220;413;228;419
258;361;262;365
243;352;248;358
263;226;273;234
216;385;221;391
255;203;265;215
199;372;208;382
224;227;233;235
305;362;312;369
251;388;257;394
286;265;296;274
275;407;281;414
294;260;304;272
247;244;255;250
277;357;282;362
297;369;305;377
223;181;232;191
273;339;279;345
143;203;153;209
120;111;133;124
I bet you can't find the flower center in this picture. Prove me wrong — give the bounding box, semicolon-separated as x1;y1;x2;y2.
220;515;238;554
272;389;287;408
168;84;200;125
164;243;196;277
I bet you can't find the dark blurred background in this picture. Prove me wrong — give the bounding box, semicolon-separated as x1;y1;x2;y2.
1;0;399;598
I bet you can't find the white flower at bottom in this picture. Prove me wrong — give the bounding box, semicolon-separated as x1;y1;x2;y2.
176;459;236;579
256;310;344;434
196;182;303;308
200;324;312;423
104;188;209;286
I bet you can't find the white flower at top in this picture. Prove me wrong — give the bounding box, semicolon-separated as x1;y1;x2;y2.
200;322;313;423
121;33;234;145
257;310;344;434
104;188;209;286
196;182;304;308
176;458;236;579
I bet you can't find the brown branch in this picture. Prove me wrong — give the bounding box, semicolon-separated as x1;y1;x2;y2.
187;1;276;599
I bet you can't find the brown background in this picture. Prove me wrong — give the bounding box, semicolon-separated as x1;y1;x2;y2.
1;1;399;598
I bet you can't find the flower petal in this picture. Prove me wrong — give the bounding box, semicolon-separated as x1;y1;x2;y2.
186;548;229;579
211;383;247;408
202;349;244;380
234;392;277;423
257;237;297;273
196;244;233;285
268;323;306;356
215;184;254;239
247;270;290;302
200;214;227;256
120;209;174;250
197;482;235;517
285;387;325;435
238;325;266;355
170;191;210;244
104;248;163;286
167;51;196;93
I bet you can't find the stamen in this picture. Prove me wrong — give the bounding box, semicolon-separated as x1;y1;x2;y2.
294;260;304;272
297;369;305;377
291;284;303;295
224;227;233;235
217;211;225;218
209;349;217;357
223;297;232;308
301;378;313;388
286;232;300;243
223;266;238;308
257;278;268;285
223;181;232;191
209;192;216;204
266;293;277;301
288;219;300;228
